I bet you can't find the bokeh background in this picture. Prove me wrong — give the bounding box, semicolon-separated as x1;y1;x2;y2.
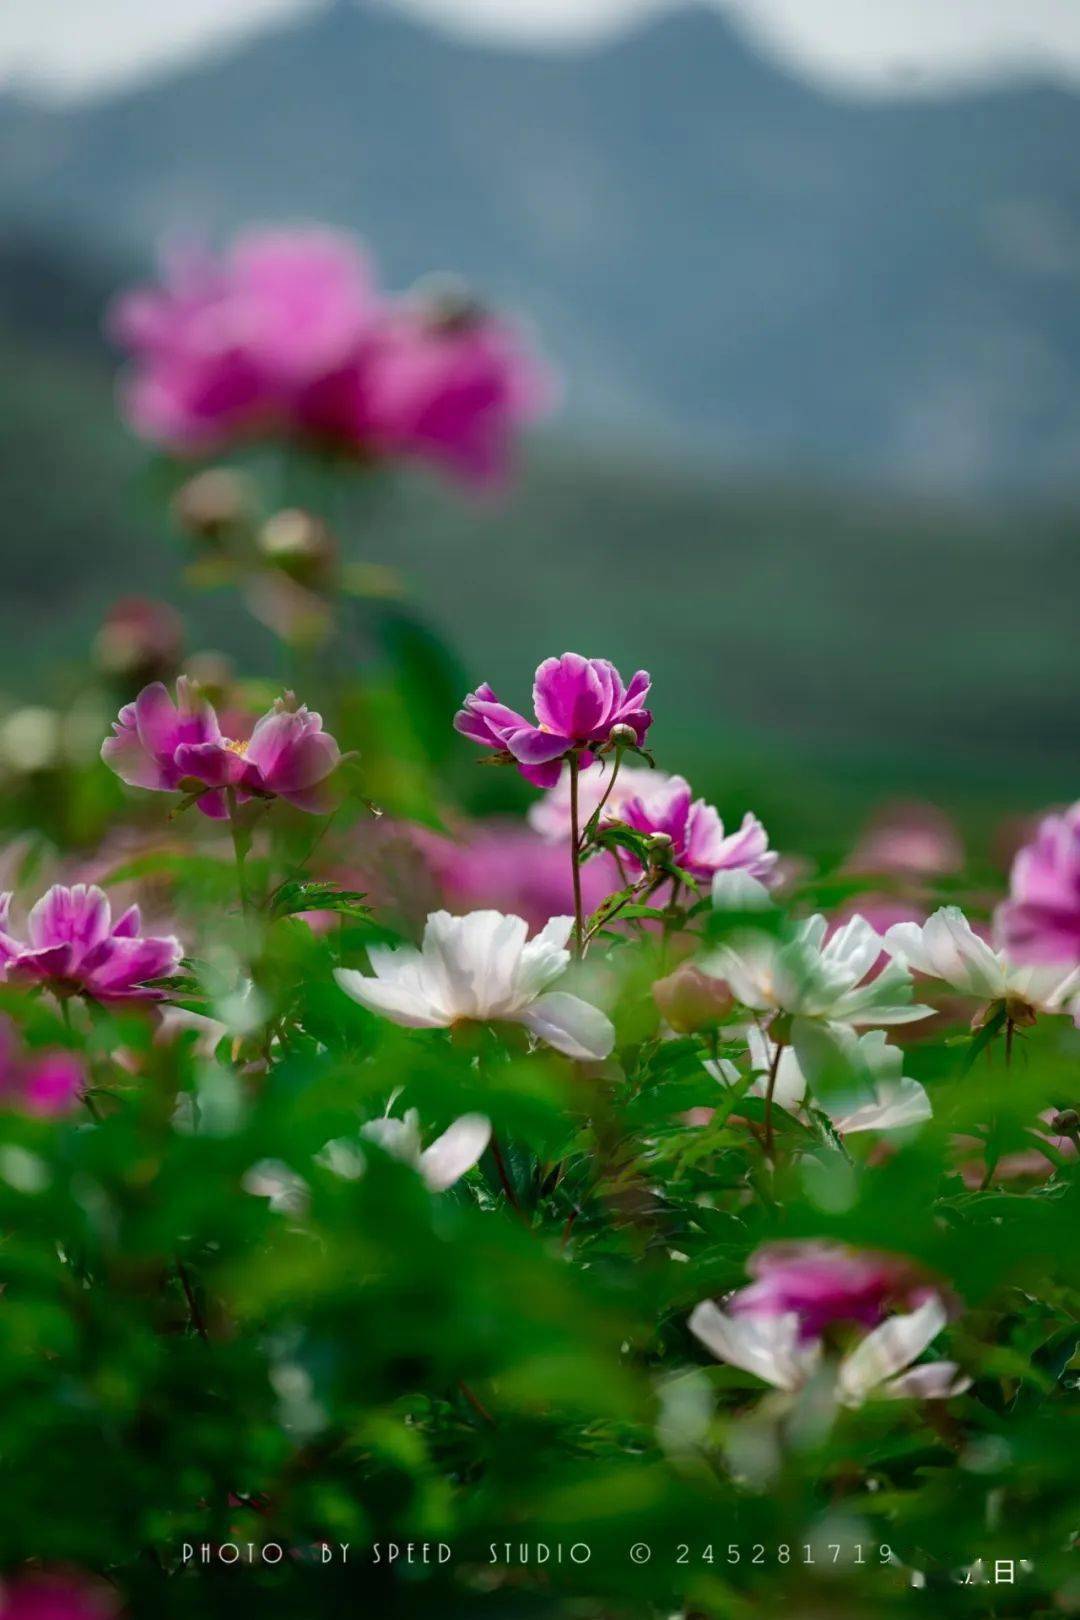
2;0;1079;850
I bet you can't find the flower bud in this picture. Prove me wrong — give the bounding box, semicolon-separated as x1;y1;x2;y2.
1051;1109;1080;1136
171;468;255;542
607;722;637;749
94;596;183;687
646;831;673;856
257;508;336;587
652;963;732;1033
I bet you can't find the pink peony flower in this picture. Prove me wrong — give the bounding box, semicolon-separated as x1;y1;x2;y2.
296;303;553;489
110;229;379;453
728;1241;926;1342
454;654;652;788
417;821;620;933
847;800;963;879
997;800;1080;967
0;1017;84;1117
0;885;182;1002
101;679;342;818
110;229;553;487
620;774;775;887
0;1573;114;1620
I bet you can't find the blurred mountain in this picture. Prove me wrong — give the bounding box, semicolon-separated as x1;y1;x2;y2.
2;0;1080;493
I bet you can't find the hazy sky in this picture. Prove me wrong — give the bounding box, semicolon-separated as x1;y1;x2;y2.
3;0;1080;101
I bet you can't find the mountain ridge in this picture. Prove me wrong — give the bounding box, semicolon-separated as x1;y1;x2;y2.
3;0;1080;491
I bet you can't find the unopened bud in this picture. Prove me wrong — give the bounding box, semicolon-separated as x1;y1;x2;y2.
258;508;336;586
652;963;732;1033
608;723;637;748
1051;1109;1079;1136
94;596;183;686
410;272;484;333
184;651;235;707
646;831;673;855
172;468;255;542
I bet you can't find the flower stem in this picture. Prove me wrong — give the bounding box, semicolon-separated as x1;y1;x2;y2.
763;1037;785;1162
225;788;251;918
568;751;585;957
488;1131;521;1213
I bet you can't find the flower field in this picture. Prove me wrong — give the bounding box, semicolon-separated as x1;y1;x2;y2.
0;226;1077;1620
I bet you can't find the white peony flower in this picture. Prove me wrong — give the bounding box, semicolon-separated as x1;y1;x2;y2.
689;1295;968;1407
707;1025;932;1136
334;910;615;1061
884;906;1080;1016
702;914;932;1033
527;760;662;841
360;1108;492;1192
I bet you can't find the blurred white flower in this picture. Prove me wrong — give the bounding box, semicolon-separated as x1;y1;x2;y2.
361;1108;492;1191
689;1295;968;1407
702;914;932;1032
335;909;614;1060
884;906;1080;1016
707;1025;932;1136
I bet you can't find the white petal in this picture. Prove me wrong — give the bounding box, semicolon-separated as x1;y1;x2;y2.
833;1078;932;1135
688;1303;817;1393
882;1361;971;1401
420;1114;492;1191
515;915;574;1002
422;909;529;1018
837;1296;947;1404
519;991;614;1060
334;967;448;1029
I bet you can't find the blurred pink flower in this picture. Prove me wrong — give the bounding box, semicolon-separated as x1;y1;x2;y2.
621;775;775;887
110;229;379;452
102;679;341;817
727;1241;927;1342
0;1017;84;1117
455;654;651;788
417;821;620;932
847;800;963;878
527;759;658;840
110;229;553;486
296;303;553;488
0;884;182;1002
94;596;184;687
997;800;1080;967
0;1573;114;1620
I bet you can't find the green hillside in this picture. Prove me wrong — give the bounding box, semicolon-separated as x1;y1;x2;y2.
3;321;1078;851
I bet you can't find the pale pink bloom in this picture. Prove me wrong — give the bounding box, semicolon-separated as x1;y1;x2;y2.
527;760;659;841
101;679;341;818
0;885;181;1001
847;801;963;878
417;821;620;933
997;800;1080;968
455;654;651;788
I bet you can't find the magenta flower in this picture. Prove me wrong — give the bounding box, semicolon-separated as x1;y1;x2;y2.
109;229;379;453
110;228;553;486
454;654;652;788
0;885;182;1002
0;1017;84;1117
0;1572;115;1620
297;305;553;489
997;800;1080;966
728;1242;926;1341
620;774;775;886
101;679;342;817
